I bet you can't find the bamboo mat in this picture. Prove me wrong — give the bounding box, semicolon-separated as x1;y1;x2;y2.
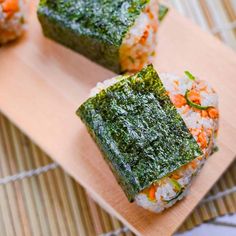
0;0;236;235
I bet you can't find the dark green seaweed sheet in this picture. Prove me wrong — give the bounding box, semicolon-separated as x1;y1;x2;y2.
77;65;202;201
37;0;167;73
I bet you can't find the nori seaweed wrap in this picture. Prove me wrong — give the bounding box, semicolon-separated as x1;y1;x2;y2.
37;0;168;73
76;65;203;202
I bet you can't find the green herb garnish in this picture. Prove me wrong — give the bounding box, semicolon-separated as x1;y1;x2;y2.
158;4;169;22
185;90;212;110
165;190;183;203
164;178;183;203
184;71;196;81
169;178;182;192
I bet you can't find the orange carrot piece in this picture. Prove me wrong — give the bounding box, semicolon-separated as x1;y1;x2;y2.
174;80;179;86
190;161;197;169
188;90;201;104
208;107;219;119
165;91;170;96
171;173;181;180
194;108;202;114
140;30;149;45
201;110;208;117
2;0;19;13
198;132;207;149
172;94;187;108
198;156;203;161
206;128;213;136
149;185;156;201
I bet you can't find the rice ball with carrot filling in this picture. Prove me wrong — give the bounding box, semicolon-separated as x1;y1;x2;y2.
135;71;219;212
90;71;219;213
0;0;26;44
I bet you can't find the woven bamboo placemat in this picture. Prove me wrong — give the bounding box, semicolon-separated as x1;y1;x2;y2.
0;0;235;235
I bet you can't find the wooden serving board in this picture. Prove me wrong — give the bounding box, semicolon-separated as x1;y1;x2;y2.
1;2;236;235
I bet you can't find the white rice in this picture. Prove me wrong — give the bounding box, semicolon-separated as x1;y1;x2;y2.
119;0;159;72
90;72;219;213
0;0;26;45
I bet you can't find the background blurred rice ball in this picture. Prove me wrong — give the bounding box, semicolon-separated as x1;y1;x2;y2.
0;0;27;44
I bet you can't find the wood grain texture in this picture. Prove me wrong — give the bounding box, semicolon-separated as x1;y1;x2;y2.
0;2;236;236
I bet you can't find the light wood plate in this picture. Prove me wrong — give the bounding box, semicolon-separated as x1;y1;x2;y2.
0;2;236;236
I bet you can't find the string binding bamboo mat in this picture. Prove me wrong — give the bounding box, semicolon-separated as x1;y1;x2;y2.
0;0;236;235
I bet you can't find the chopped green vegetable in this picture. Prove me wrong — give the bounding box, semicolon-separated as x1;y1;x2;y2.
77;65;202;201
169;178;182;192
185;90;213;110
158;4;168;22
164;178;183;203
165;190;183;203
184;71;196;81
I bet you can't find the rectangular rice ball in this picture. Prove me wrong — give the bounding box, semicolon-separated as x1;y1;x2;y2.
37;0;167;73
77;65;202;201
